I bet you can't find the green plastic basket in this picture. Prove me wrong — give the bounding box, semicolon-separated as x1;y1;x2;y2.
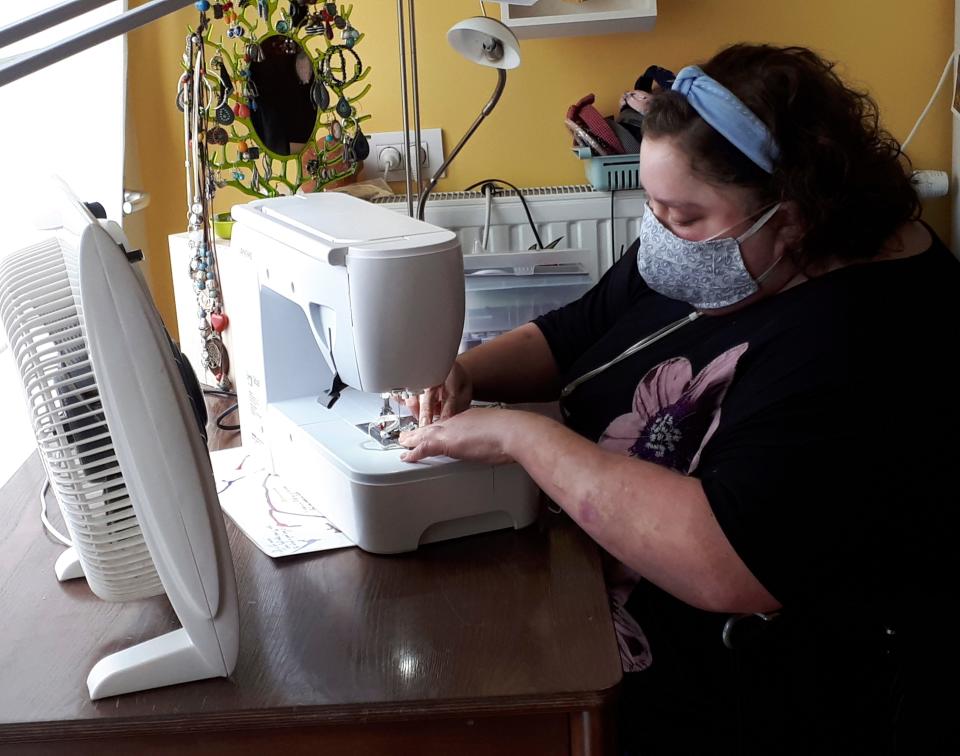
574;147;641;191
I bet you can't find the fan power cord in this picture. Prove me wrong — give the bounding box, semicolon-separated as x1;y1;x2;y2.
39;476;72;547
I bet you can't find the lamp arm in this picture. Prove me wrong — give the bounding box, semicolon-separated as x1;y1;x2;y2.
0;0;194;87
416;68;507;221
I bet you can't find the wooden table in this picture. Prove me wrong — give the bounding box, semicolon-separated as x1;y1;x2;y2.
0;399;622;755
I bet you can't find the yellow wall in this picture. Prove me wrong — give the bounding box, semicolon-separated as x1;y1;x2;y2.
129;0;955;336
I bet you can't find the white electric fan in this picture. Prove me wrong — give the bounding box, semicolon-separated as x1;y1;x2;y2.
0;179;239;700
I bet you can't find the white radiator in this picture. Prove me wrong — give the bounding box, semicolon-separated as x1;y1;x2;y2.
376;184;647;276
169;185;647;387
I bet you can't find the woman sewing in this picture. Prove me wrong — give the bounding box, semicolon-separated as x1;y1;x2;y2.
399;43;960;753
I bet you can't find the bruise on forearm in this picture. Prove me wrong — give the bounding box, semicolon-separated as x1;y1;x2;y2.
507;413;780;614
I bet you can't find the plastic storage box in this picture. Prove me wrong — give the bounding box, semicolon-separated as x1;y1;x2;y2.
463;273;593;349
574;146;641;191
460;249;596;351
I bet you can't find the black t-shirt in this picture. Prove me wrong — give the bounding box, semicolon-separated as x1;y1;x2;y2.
534;229;960;753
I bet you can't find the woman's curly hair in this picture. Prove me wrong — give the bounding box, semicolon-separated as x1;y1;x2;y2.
642;44;920;269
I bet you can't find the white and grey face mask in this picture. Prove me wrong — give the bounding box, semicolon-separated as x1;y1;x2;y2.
637;202;781;309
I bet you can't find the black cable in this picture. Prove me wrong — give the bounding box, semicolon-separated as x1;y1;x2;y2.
215;402;241;431
203;387;237;398
610;188;617;260
203;388;240;430
462;178;544;250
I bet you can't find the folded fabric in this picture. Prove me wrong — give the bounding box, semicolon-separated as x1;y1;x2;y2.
620;89;654;115
616;108;645;144
611;119;641;153
634;64;675;92
567;93;625;154
564;117;610;156
614;65;676;148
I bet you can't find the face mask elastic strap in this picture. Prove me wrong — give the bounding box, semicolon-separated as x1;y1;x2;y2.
755;253;785;284
734;202;781;243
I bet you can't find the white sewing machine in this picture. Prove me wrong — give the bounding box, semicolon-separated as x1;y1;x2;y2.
230;193;539;554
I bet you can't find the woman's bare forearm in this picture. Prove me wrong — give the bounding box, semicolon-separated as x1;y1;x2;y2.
504;412;781;614
458;323;560;404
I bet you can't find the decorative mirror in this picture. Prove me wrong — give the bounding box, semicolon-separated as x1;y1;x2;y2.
187;1;372;197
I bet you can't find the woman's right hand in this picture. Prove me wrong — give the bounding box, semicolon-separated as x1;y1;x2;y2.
404;360;473;428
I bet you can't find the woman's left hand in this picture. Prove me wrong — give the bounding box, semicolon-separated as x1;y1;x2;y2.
398;407;524;465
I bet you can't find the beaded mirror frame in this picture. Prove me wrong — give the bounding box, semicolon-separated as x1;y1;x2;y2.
190;0;372;198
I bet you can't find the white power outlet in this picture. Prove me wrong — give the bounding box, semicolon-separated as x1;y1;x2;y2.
362;128;444;183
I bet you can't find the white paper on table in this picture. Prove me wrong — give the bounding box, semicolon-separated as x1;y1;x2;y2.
210;446;355;558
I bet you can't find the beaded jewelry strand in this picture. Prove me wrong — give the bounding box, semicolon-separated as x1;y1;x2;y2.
180;8;231;391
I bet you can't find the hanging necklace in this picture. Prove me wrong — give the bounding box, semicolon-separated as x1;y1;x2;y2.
180;18;231;391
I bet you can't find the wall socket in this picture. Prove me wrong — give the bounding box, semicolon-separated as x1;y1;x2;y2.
361;128;444;183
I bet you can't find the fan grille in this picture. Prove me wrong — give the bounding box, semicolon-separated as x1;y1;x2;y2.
0;239;163;601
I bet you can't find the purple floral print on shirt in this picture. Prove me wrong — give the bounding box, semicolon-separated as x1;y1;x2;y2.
598;343;749;473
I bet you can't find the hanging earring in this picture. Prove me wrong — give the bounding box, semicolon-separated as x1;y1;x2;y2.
212;55;235;122
328;119;343;142
311;75;330;110
245;41;265;62
289;1;308;28
341;116;368;166
214;55;233;95
342;22;360;48
207;125;229;145
348;117;369;161
246;78;259;99
305;12;324;35
216;102;235;124
224;2;245;38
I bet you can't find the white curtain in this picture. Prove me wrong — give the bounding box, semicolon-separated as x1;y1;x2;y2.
0;2;126;484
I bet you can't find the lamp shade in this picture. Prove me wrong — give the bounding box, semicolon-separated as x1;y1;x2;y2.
447;16;521;70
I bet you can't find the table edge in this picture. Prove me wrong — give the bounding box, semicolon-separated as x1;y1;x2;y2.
0;682;622;744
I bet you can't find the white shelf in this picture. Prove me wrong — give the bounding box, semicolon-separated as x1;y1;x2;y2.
500;0;657;39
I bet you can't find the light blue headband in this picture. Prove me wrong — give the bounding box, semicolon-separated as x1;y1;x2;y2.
671;65;780;174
